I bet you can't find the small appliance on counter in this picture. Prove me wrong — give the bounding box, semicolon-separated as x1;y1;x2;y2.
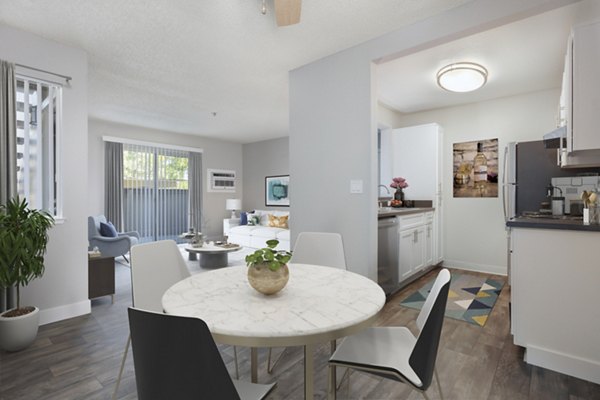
548;185;565;216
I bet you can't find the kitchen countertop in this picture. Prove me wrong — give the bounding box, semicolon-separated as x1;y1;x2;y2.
378;207;435;218
507;216;600;232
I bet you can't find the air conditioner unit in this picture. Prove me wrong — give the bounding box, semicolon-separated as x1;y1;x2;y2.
207;169;236;193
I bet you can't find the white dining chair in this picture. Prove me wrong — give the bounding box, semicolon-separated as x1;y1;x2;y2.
113;240;240;399
290;232;347;269
267;232;347;374
328;268;451;400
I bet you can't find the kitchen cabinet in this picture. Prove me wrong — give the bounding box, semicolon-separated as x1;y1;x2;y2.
511;227;600;385
397;211;434;284
558;20;600;163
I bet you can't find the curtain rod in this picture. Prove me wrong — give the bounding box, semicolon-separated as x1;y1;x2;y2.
15;63;72;83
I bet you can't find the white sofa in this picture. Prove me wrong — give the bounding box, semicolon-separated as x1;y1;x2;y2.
226;209;290;251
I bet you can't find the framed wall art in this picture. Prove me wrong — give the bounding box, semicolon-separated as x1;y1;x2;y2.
453;138;498;198
265;175;290;206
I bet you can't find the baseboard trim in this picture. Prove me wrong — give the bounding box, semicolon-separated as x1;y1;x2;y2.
39;300;91;326
441;259;507;276
525;345;600;385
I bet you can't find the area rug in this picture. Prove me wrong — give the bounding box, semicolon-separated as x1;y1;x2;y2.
400;271;504;327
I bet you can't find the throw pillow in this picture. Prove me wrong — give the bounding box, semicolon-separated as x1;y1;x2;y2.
240;212;248;225
99;221;118;237
268;214;289;229
247;212;258;226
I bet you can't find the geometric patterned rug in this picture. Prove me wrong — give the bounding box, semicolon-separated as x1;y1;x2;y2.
400;271;505;327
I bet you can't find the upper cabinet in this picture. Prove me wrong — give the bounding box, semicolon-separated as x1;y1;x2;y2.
558;20;600;168
570;21;600;152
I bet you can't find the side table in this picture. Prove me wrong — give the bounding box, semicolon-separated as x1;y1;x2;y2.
88;256;115;303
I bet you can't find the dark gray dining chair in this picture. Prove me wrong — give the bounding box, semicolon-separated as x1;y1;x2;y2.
328;268;451;400
127;307;276;400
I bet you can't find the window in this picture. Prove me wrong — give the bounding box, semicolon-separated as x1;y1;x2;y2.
15;76;61;216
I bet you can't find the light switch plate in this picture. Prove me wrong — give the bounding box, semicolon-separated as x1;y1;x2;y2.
350;180;363;194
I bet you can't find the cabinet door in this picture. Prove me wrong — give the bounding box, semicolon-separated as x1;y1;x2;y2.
424;222;433;267
413;227;425;272
398;228;415;280
572;22;600;151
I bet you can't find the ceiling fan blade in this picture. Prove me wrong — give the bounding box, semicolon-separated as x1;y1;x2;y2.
274;0;301;26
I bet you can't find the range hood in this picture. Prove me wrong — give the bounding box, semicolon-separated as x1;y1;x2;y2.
543;126;567;149
543;126;600;168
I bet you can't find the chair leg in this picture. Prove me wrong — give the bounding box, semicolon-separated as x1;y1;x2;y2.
112;334;131;400
435;367;444;400
234;346;239;379
121;253;129;263
421;390;431;400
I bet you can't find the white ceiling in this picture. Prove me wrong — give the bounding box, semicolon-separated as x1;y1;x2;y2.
0;0;475;143
377;3;583;114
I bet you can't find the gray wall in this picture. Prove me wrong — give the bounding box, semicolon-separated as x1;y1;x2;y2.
289;0;578;280
0;24;90;324
88;119;244;239
242;137;289;212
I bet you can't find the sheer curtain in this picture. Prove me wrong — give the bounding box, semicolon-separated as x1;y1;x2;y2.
0;60;17;312
122;143;191;242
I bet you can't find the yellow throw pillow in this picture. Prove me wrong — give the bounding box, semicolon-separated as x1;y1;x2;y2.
268;214;288;229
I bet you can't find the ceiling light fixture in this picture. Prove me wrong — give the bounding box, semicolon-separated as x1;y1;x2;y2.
436;62;488;93
261;0;267;15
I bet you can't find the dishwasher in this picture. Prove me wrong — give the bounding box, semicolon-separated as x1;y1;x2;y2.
378;216;399;296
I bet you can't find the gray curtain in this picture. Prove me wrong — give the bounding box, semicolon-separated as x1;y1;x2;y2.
188;152;203;233
105;141;124;231
0;60;17;312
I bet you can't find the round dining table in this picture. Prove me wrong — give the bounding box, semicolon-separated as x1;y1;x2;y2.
162;263;386;399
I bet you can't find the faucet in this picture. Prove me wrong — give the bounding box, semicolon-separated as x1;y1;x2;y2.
378;185;390;195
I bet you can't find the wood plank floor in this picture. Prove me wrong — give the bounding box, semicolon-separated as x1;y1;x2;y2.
1;263;599;400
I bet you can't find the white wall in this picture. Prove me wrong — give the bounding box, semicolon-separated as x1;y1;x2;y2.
242;137;289;212
396;89;560;274
88;119;243;239
289;0;578;280
0;24;89;324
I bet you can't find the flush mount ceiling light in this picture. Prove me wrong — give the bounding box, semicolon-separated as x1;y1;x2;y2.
436;62;488;93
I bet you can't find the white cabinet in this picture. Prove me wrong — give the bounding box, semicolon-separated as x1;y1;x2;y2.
560;21;600;154
397;211;434;284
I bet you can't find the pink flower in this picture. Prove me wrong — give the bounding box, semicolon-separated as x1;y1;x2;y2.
390;177;408;189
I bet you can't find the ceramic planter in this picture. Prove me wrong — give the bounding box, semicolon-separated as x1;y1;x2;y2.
247;263;289;295
0;306;40;352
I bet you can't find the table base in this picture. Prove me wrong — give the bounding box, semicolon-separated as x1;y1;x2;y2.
200;252;228;268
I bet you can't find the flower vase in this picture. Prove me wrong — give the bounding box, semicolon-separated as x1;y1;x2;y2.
394;188;404;202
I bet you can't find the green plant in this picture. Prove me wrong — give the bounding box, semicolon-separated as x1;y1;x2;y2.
0;197;54;314
245;239;292;271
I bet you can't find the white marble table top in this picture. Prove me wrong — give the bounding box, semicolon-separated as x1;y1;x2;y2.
184;243;241;254
162;263;386;347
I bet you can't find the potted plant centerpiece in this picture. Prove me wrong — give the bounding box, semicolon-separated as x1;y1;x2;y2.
245;239;292;295
0;197;54;351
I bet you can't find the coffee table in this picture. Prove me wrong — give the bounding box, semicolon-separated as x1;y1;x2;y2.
184;243;242;268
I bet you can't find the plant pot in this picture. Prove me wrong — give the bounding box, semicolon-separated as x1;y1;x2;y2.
247;263;289;295
0;306;40;352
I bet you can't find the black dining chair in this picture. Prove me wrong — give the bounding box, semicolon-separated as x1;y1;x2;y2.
328;268;451;400
127;307;276;400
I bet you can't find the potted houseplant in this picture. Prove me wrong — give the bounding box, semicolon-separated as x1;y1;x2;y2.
0;197;54;351
245;239;292;295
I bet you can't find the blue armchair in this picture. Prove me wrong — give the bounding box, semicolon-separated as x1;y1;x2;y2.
88;215;140;260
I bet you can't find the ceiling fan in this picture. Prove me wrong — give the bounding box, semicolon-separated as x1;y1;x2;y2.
262;0;302;26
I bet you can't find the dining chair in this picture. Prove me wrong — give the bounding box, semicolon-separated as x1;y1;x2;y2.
267;231;347;374
127;307;276;400
328;268;451;400
112;240;240;399
290;231;347;269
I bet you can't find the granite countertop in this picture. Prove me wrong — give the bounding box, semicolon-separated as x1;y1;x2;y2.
507;217;600;232
378;207;435;218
